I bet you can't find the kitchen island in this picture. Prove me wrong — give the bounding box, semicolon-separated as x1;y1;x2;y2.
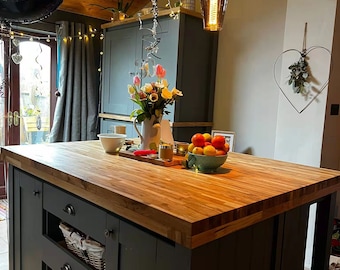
2;140;340;270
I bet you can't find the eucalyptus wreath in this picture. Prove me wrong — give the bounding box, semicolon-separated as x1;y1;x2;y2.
288;52;310;96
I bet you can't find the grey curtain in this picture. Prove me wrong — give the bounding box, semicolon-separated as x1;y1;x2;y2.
49;21;98;142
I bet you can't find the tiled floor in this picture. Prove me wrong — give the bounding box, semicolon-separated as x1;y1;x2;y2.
0;219;8;270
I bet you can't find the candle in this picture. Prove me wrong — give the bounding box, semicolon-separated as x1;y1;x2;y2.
176;142;189;156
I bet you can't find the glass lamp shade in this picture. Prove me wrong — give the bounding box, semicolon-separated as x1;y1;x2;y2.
200;0;228;31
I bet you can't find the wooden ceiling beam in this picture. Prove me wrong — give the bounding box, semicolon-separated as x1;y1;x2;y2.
58;0;151;21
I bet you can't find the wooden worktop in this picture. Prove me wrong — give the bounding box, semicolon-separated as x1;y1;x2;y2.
2;140;340;249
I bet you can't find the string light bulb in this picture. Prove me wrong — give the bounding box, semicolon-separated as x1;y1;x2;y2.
200;0;228;31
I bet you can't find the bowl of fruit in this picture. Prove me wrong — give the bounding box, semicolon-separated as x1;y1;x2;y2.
186;133;229;173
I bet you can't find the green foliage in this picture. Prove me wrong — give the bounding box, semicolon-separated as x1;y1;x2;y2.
288;55;310;95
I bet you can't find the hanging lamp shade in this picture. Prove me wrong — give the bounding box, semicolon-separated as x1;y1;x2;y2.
0;0;62;24
200;0;228;31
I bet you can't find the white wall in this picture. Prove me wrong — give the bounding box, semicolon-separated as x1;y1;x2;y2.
214;0;337;167
214;0;286;158
214;2;337;268
275;0;336;167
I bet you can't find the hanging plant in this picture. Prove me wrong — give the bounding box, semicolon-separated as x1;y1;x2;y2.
288;51;310;95
273;22;332;114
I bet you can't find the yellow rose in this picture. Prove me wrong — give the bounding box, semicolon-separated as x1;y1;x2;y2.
161;87;172;99
128;84;135;95
142;83;153;93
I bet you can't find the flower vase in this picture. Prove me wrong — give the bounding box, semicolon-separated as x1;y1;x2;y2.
133;115;162;150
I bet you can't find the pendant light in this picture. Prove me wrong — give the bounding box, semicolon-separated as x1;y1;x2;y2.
200;0;228;31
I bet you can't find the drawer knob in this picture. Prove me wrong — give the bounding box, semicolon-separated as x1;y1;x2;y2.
104;229;114;238
63;204;76;216
32;190;40;196
61;263;72;270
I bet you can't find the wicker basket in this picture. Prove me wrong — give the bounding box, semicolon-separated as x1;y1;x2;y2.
59;222;106;270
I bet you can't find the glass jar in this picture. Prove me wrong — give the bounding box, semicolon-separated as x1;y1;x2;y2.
159;144;173;161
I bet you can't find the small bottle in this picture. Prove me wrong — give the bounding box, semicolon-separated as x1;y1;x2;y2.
159;144;173;161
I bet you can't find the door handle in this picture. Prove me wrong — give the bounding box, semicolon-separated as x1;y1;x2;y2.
13;111;20;126
7;111;20;127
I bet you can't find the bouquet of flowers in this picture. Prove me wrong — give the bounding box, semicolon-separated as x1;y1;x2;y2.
128;64;183;123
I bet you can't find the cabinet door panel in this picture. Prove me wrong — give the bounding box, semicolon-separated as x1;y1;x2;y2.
156;239;191;270
102;27;138;115
105;214;120;270
119;220;157;270
139;18;180;123
13;168;43;270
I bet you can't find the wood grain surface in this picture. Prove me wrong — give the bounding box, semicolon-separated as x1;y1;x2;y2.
2;140;340;249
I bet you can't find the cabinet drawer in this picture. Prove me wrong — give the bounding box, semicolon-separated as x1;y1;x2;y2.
43;183;107;244
42;236;90;270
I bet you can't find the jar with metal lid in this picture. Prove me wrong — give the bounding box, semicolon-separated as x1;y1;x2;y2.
158;144;173;161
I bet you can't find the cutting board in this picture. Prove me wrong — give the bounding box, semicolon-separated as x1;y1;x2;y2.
119;150;185;167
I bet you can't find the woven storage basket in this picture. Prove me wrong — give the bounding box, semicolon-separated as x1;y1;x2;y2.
59;222;106;270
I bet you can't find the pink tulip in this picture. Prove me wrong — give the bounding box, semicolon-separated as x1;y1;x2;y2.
155;64;166;78
133;75;141;86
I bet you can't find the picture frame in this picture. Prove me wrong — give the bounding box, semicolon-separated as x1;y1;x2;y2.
211;130;236;152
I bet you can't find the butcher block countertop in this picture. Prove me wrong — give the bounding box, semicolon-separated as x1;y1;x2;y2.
2;140;340;249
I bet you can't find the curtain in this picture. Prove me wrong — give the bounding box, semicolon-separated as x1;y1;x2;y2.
49;21;98;142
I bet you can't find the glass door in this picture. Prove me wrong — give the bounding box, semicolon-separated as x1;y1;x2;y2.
19;41;51;144
0;34;57;199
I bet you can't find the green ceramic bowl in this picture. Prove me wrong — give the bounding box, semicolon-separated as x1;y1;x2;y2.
187;153;228;173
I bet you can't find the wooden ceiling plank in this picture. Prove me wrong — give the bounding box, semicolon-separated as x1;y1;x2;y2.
58;0;151;21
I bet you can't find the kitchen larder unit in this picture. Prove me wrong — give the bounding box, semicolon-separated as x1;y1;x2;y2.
99;8;218;142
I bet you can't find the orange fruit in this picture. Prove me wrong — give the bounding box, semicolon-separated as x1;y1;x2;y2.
223;143;230;153
202;133;212;142
203;145;216;156
216;149;226;155
188;143;195;153
192;147;204;155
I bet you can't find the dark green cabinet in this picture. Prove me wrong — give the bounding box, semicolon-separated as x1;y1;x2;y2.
9;166;188;270
9;167;43;270
102;26;138;117
9;165;322;269
100;11;218;142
